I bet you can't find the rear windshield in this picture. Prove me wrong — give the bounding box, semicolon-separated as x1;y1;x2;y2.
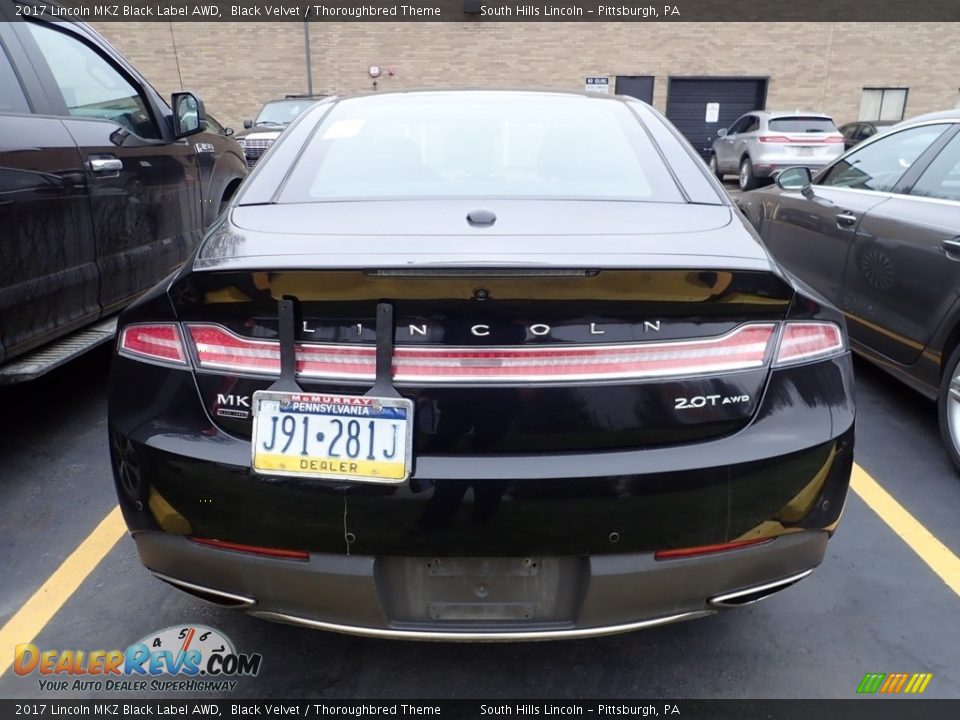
768;117;837;133
278;93;684;203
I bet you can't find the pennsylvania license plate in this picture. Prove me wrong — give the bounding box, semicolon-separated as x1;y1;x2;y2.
251;391;414;483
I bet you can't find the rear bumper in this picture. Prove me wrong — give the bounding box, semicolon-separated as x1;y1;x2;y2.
135;528;828;640
110;344;854;637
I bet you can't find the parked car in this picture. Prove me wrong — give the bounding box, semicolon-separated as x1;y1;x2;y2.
709;111;845;191
110;90;854;640
0;6;246;383
738;114;960;474
235;95;326;167
838;120;897;150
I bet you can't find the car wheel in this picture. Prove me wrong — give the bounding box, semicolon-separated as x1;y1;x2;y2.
938;342;960;476
708;154;723;180
739;157;758;191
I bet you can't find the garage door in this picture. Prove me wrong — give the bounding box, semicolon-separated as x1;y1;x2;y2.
666;78;767;159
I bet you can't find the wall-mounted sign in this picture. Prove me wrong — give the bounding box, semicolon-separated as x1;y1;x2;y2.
705;102;720;123
585;77;610;94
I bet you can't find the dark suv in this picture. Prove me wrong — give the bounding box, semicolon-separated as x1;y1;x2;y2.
0;3;247;382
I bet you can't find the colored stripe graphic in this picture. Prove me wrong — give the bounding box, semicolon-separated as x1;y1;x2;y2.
857;673;886;693
909;673;933;694
857;672;932;694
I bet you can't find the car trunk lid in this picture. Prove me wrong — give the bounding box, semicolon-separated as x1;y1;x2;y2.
170;265;794;454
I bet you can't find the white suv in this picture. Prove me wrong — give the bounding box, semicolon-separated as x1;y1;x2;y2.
709;111;845;190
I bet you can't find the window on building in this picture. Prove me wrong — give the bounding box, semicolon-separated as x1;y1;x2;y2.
858;88;908;122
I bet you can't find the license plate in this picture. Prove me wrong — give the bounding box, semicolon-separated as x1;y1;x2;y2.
797;147;814;157
251;390;413;483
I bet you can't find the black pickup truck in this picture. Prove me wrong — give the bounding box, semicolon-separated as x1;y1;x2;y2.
0;2;246;382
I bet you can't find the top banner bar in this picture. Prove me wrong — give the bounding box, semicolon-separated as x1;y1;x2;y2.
11;0;960;22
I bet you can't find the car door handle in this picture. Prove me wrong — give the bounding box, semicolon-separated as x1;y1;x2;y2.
835;212;858;228
942;239;960;258
87;157;123;176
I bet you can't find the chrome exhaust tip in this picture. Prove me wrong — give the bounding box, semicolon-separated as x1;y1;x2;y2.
708;568;813;608
151;571;256;609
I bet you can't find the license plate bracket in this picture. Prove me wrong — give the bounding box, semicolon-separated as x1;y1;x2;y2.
377;557;585;625
251;390;414;483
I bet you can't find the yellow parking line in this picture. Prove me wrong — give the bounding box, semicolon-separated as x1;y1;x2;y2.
0;506;126;678
851;464;960;598
1;463;957;680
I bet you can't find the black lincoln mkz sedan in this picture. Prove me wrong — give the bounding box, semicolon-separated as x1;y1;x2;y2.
109;91;854;640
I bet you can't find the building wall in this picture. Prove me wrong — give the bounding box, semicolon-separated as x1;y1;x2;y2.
92;21;960;131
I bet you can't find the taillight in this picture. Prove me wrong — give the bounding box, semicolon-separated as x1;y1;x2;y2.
186;322;777;383
759;135;844;144
118;323;187;366
122;321;845;377
774;322;845;365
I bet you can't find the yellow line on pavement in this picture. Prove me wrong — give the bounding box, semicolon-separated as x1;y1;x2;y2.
851;464;960;598
1;464;957;681
0;506;126;678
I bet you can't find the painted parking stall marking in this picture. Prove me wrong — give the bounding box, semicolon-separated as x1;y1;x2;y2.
0;507;126;679
850;464;960;597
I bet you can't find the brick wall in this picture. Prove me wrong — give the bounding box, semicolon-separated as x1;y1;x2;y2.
91;21;960;131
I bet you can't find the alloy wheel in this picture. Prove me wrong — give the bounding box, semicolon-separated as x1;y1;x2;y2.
947;371;960;455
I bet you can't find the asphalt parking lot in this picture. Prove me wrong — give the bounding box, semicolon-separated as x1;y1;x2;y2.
0;181;958;700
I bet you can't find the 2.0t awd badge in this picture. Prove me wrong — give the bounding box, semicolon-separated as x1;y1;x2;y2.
674;394;751;410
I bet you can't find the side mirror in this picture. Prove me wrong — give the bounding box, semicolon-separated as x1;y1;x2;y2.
776;167;814;195
243;119;254;129
717;128;728;138
224;127;235;137
171;92;206;138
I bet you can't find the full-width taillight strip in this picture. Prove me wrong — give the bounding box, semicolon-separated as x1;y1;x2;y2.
119;321;846;380
185;323;777;383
